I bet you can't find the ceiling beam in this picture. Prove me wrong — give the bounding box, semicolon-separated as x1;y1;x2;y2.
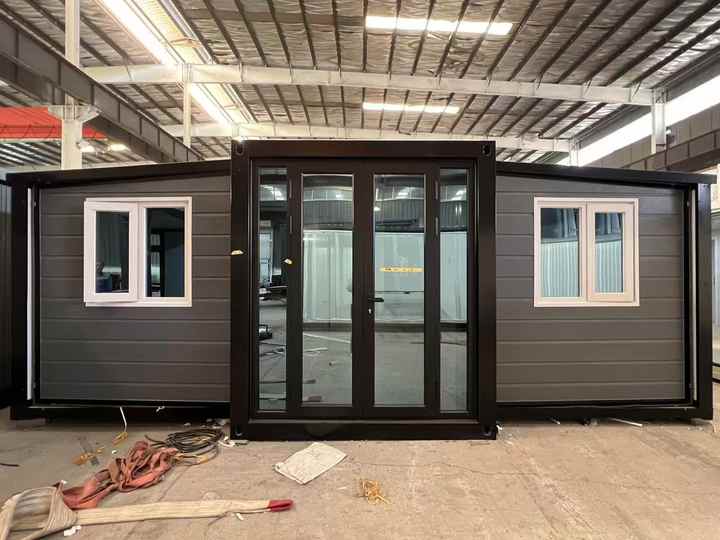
162;122;571;152
0;13;201;164
84;64;654;106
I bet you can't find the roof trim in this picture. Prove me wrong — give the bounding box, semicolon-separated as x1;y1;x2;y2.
6;160;230;188
497;161;713;186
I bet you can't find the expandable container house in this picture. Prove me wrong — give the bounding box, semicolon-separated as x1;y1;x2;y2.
6;141;714;439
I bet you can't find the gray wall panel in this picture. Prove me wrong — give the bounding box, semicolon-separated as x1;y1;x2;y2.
39;175;231;402
497;174;685;403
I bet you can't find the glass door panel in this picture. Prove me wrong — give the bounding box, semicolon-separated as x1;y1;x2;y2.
258;168;289;411
302;174;354;406
373;174;425;406
440;169;469;412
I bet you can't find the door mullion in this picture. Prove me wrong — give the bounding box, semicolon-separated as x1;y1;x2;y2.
355;163;373;415
286;164;303;415
425;166;441;414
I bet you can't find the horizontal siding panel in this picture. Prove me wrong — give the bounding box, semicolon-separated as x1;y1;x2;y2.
496;213;682;236
194;214;230;235
194;256;230;278
497;277;683;299
498;319;682;341
499;362;684;385
42;299;230;320
43;320;230;341
41;340;229;363
496;256;681;278
194;235;230;256
41;277;230;299
498;298;683;320
43;192;230;214
497;176;677;196
498;381;684;402
41;235;230;257
497;193;681;214
498;340;682;363
46;176;230;194
42;362;229;385
496;235;681;257
42;213;231;236
40;382;229;402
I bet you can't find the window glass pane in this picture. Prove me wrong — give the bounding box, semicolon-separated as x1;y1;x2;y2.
595;212;624;293
259;168;288;410
440;169;468;412
95;211;129;294
302;174;353;405
540;207;580;297
374;174;425;406
146;208;185;297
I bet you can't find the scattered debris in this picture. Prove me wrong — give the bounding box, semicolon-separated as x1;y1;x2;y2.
235;512;245;521
0;462;19;467
155;406;165;413
63;525;82;536
183;422;191;427
608;417;643;428
0;486;292;539
358;479;389;504
74;436;104;466
274;442;346;485
112;407;129;446
581;418;598;427
549;418;561;425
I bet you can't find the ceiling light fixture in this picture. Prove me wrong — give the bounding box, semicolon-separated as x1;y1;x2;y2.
108;142;128;152
366;16;512;36
78;141;95;153
98;0;234;128
363;102;459;114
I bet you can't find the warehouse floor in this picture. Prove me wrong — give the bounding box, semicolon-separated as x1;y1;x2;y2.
2;389;719;540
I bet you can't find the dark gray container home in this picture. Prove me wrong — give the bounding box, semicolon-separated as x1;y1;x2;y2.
6;141;714;439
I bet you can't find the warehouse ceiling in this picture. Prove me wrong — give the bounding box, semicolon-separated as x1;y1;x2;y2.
0;0;719;166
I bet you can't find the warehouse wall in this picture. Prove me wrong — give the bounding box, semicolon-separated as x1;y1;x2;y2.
496;174;686;403
588;103;720;170
39;175;230;402
0;183;11;403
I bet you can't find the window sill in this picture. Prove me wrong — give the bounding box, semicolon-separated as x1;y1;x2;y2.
85;300;193;308
534;300;640;308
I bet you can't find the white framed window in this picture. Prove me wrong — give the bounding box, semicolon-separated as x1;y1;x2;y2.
534;197;639;307
84;197;192;307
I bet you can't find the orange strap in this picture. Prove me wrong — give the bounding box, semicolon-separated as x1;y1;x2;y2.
61;441;178;510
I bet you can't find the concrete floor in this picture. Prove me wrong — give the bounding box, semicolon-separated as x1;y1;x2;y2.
2;390;720;540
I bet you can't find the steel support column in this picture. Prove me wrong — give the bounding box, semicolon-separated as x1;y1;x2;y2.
62;0;81;169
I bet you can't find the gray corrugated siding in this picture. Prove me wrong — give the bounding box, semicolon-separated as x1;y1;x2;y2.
497;175;685;403
0;184;11;399
39;175;230;402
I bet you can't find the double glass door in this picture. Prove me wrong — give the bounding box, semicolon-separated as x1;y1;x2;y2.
255;160;475;419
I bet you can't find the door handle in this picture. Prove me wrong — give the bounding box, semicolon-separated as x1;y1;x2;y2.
368;296;384;303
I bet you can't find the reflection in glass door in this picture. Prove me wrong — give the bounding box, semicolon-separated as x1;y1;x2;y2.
373;174;425;406
302;174;353;405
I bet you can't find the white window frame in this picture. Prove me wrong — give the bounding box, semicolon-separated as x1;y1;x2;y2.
83;197;192;307
534;197;639;307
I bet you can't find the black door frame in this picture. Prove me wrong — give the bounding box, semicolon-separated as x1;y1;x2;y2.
231;140;497;439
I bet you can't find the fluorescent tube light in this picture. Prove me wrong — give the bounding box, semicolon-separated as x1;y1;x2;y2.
79;141;95;153
99;0;233;127
108;143;128;152
363;102;459;114
366;16;512;36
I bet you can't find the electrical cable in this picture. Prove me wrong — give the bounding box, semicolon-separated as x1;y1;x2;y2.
146;427;224;465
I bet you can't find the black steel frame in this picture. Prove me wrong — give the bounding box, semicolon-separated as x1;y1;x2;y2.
231;140;497;440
